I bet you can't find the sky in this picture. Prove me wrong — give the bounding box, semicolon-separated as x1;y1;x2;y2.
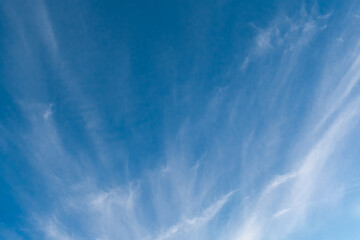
1;0;360;239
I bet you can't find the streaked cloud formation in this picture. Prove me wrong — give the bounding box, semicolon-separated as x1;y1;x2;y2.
1;0;360;240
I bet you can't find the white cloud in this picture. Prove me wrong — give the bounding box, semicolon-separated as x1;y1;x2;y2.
40;217;72;240
156;190;236;240
43;103;54;119
35;0;58;57
267;172;297;191
272;208;291;218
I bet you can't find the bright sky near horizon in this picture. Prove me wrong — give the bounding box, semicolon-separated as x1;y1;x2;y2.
1;0;360;239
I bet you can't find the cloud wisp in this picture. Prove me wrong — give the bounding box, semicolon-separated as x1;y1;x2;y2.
156;190;236;240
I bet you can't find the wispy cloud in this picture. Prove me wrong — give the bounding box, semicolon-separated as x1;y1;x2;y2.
272;208;291;219
241;4;329;71
43;103;54;119
34;0;58;58
232;99;360;240
267;172;297;191
156;190;236;240
228;8;360;240
41;218;71;240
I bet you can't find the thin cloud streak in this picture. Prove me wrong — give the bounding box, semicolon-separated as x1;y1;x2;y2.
156;190;237;240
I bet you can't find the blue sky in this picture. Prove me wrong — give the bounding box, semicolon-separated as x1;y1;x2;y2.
1;0;360;239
